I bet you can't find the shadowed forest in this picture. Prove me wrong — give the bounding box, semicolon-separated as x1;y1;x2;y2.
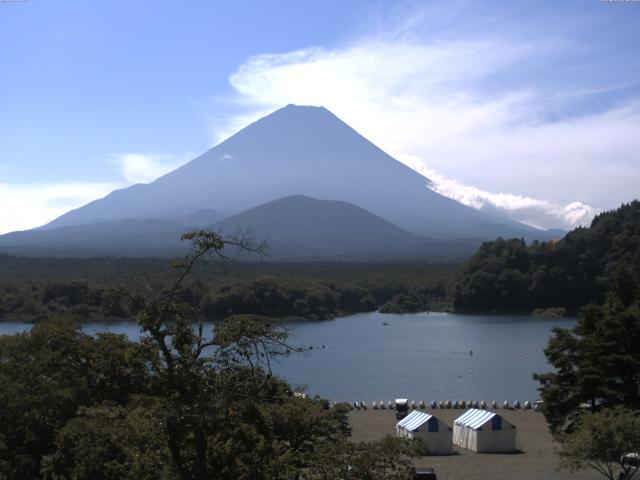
0;257;454;323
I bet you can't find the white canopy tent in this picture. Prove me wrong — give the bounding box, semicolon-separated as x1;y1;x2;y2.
396;410;453;455
453;409;516;453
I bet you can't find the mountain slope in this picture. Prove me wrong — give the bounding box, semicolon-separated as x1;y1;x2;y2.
0;219;187;257
42;105;551;241
217;194;411;241
215;194;469;259
0;195;476;259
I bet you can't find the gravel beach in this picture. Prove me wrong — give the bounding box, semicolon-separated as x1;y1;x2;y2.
349;408;601;480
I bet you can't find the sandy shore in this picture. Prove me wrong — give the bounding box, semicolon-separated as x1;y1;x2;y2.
349;408;601;480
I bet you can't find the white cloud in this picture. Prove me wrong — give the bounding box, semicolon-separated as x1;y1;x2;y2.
394;152;597;230
221;30;640;229
0;182;119;235
416;160;596;230
112;152;192;184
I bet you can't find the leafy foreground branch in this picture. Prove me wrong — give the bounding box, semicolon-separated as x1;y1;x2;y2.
0;230;420;480
558;407;640;480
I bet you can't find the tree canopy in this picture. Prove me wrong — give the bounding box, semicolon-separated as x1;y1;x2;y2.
534;253;640;433
451;200;640;313
558;407;640;480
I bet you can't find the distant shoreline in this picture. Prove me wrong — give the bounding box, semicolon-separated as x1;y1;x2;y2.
0;307;577;328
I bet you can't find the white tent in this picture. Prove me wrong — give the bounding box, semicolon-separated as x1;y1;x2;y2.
396;410;453;455
453;409;516;453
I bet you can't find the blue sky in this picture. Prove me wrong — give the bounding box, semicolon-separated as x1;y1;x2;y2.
1;0;639;233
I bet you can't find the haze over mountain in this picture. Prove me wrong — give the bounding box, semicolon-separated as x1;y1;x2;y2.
215;195;476;260
0;195;476;259
0;218;187;257
0;105;558;258
42;105;551;240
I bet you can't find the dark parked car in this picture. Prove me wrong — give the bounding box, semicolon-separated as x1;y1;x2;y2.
619;453;639;479
412;467;437;479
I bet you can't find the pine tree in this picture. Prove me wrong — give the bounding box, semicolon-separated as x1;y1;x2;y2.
535;259;640;433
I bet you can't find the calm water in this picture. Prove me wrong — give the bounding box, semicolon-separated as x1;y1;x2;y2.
0;311;574;403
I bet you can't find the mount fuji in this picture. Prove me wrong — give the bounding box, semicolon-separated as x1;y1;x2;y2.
0;105;556;259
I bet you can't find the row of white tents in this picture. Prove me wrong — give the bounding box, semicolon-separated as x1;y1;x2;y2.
396;409;516;455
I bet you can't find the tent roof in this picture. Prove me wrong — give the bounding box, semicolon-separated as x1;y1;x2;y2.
454;409;499;431
397;410;433;432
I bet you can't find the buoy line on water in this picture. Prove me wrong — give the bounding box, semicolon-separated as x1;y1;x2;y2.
452;346;542;381
308;345;476;356
305;343;545;388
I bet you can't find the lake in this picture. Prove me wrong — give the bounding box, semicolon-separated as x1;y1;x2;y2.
0;311;574;403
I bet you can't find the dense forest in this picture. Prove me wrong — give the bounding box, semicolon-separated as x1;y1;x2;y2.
450;201;640;314
0;255;454;323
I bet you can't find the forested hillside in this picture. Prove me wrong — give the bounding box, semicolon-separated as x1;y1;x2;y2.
451;201;640;313
0;256;454;322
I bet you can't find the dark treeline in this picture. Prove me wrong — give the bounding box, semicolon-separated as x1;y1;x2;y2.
450;201;640;314
0;256;456;322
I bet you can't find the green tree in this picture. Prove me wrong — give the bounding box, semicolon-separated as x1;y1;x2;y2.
0;316;151;479
534;251;640;433
308;436;422;480
112;230;420;479
41;404;173;480
558;407;640;480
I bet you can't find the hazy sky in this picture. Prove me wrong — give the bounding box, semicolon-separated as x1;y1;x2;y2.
1;0;639;234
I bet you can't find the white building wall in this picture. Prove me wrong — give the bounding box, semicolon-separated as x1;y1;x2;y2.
453;422;516;452
397;420;453;455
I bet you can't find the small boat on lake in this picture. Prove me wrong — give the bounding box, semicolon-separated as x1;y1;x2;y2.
382;321;390;326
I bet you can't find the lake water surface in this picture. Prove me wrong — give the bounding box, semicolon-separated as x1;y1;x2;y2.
0;311;574;403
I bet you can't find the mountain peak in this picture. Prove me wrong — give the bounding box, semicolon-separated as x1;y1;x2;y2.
281;103;328;112
36;105;552;243
260;103;336;125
